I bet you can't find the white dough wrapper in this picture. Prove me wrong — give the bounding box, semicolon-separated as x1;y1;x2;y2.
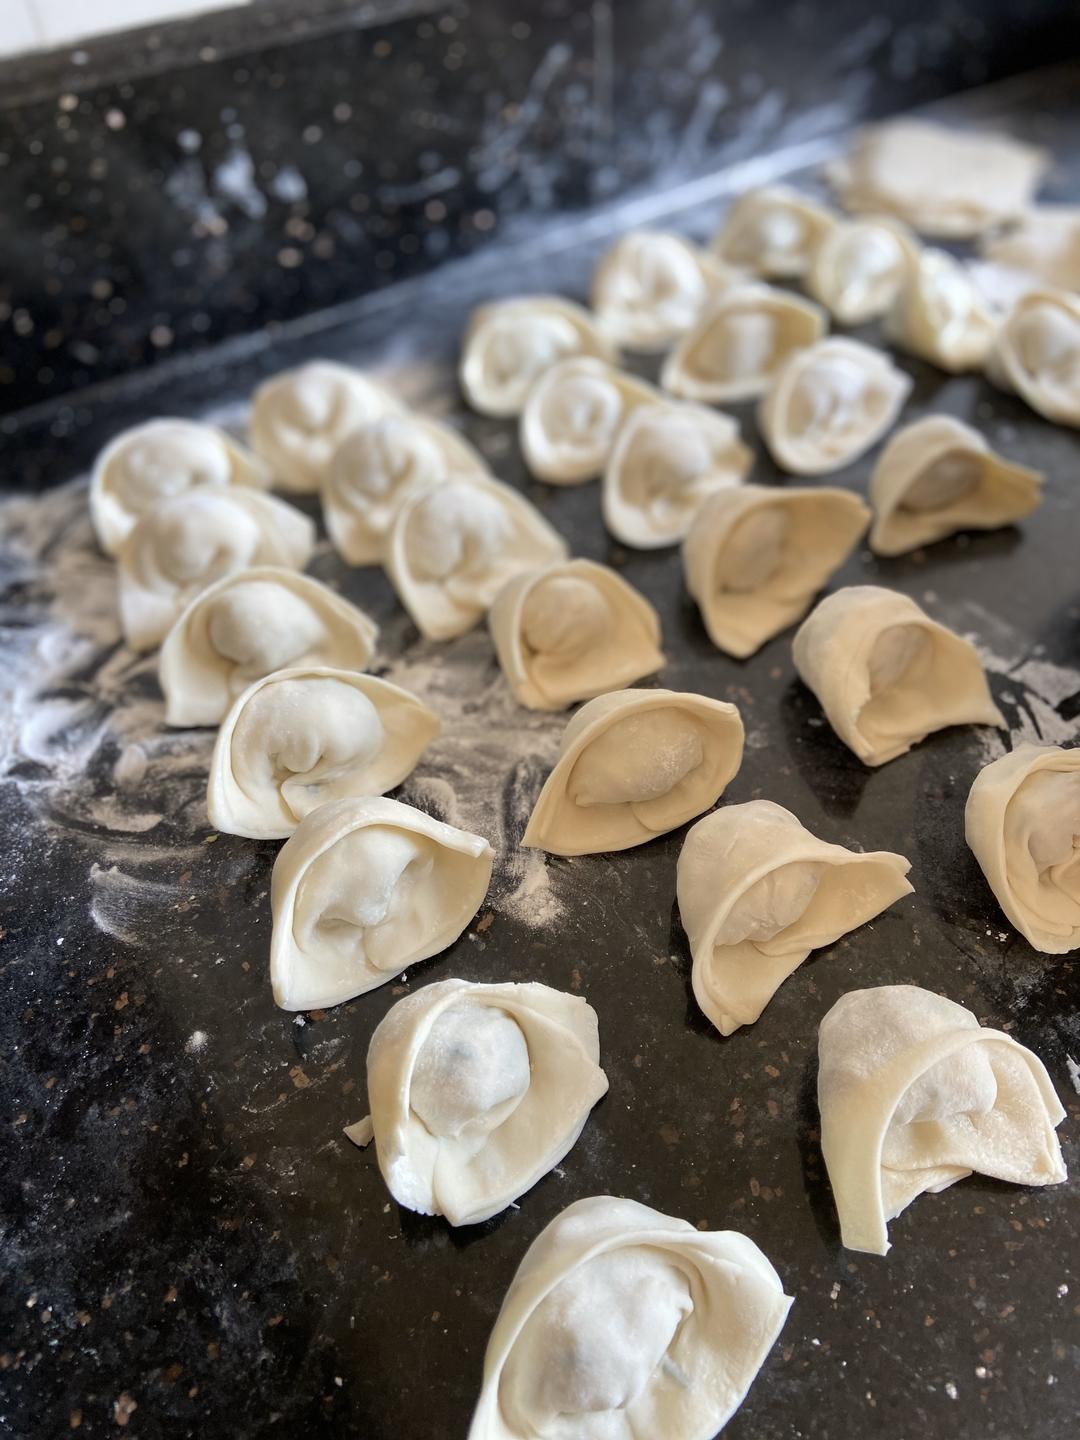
523;687;744;856
520;358;660;485
589;229;739;350
489;559;664;711
249;360;404;493
90;418;268;556
468;1194;793;1440
980;206;1080;294
805;215;919;325
827;120;1048;238
270;796;493;1010
965;742;1080;954
117;488;316;651
868;415;1042;556
793;586;1004;766
758;337;911;476
661;284;827;404
819;984;1067;1255
460;296;617;418
207;667;440;839
384;473;567;641
364;978;608;1225
159;565;378;728
884;248;997;373
710;184;837;277
682;483;870;659
985;286;1080;428
602;399;753;549
678;801;912;1036
322;414;489;565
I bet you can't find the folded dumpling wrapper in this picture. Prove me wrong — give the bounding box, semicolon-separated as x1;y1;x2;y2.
323;414;489;565
159;565;378;727
678;801;912;1036
985;287;1080;428
965;742;1080;954
793;586;1004;766
384;473;567;641
682;483;869;658
759;337;911;476
360;978;608;1225
590;229;739;350
270;796;493;1010
208;667;440;839
117;489;315;651
806;215;919;325
827;120;1048;238
90;418;268;556
819;984;1067;1255
661;284;827;404
460;296;617;418
523;687;744;856
710;184;837;277
980;206;1080;294
869;415;1042;556
249;360;404;492
885;248;997;373
489;559;663;711
602;399;752;549
520;358;660;484
469;1194;793;1440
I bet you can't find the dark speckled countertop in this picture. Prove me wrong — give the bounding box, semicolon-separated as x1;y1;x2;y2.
1;5;1080;1439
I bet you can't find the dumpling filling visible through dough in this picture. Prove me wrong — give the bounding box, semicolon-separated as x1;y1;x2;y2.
900;452;980;511
405;484;514;592
335;417;445;504
292;825;435;972
717;507;790;592
113;424;233;509
410;1005;531;1140
568;710;705;813
712;861;824;947
499;1247;692;1430
787;353;873;447
207;581;326;674
1014;302;1080;391
520;576;614;661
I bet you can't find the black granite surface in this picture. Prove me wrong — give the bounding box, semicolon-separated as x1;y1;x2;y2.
2;37;1080;1440
3;0;1080;422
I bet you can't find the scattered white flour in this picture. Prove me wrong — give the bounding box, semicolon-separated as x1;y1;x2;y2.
185;1029;209;1055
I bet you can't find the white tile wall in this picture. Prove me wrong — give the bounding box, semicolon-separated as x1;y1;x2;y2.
0;0;248;57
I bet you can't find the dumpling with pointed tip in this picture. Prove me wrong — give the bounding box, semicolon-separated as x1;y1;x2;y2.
602;399;752;549
985;288;1080;428
806;215;919;324
885;248;997;373
869;415;1042;555
249;360;403;492
489;559;663;710
117;489;315;651
322;414;488;565
523;688;743;856
361;978;608;1226
819;985;1067;1255
207;667;440;839
965;743;1080;954
683;483;869;658
759;337;911;475
270;796;493;1010
468;1195;793;1440
90;418;268;556
678;801;912;1036
793;585;1004;766
160;566;378;727
519;358;659;485
662;284;827;404
710;185;837;277
384;474;567;641
460;296;617;418
589;229;738;350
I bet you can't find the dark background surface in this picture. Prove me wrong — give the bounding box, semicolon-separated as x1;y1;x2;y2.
3;0;1080;424
2;4;1080;1439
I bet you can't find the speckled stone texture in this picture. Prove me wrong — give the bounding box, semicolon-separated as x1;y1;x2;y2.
1;13;1080;1440
1;0;1079;421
